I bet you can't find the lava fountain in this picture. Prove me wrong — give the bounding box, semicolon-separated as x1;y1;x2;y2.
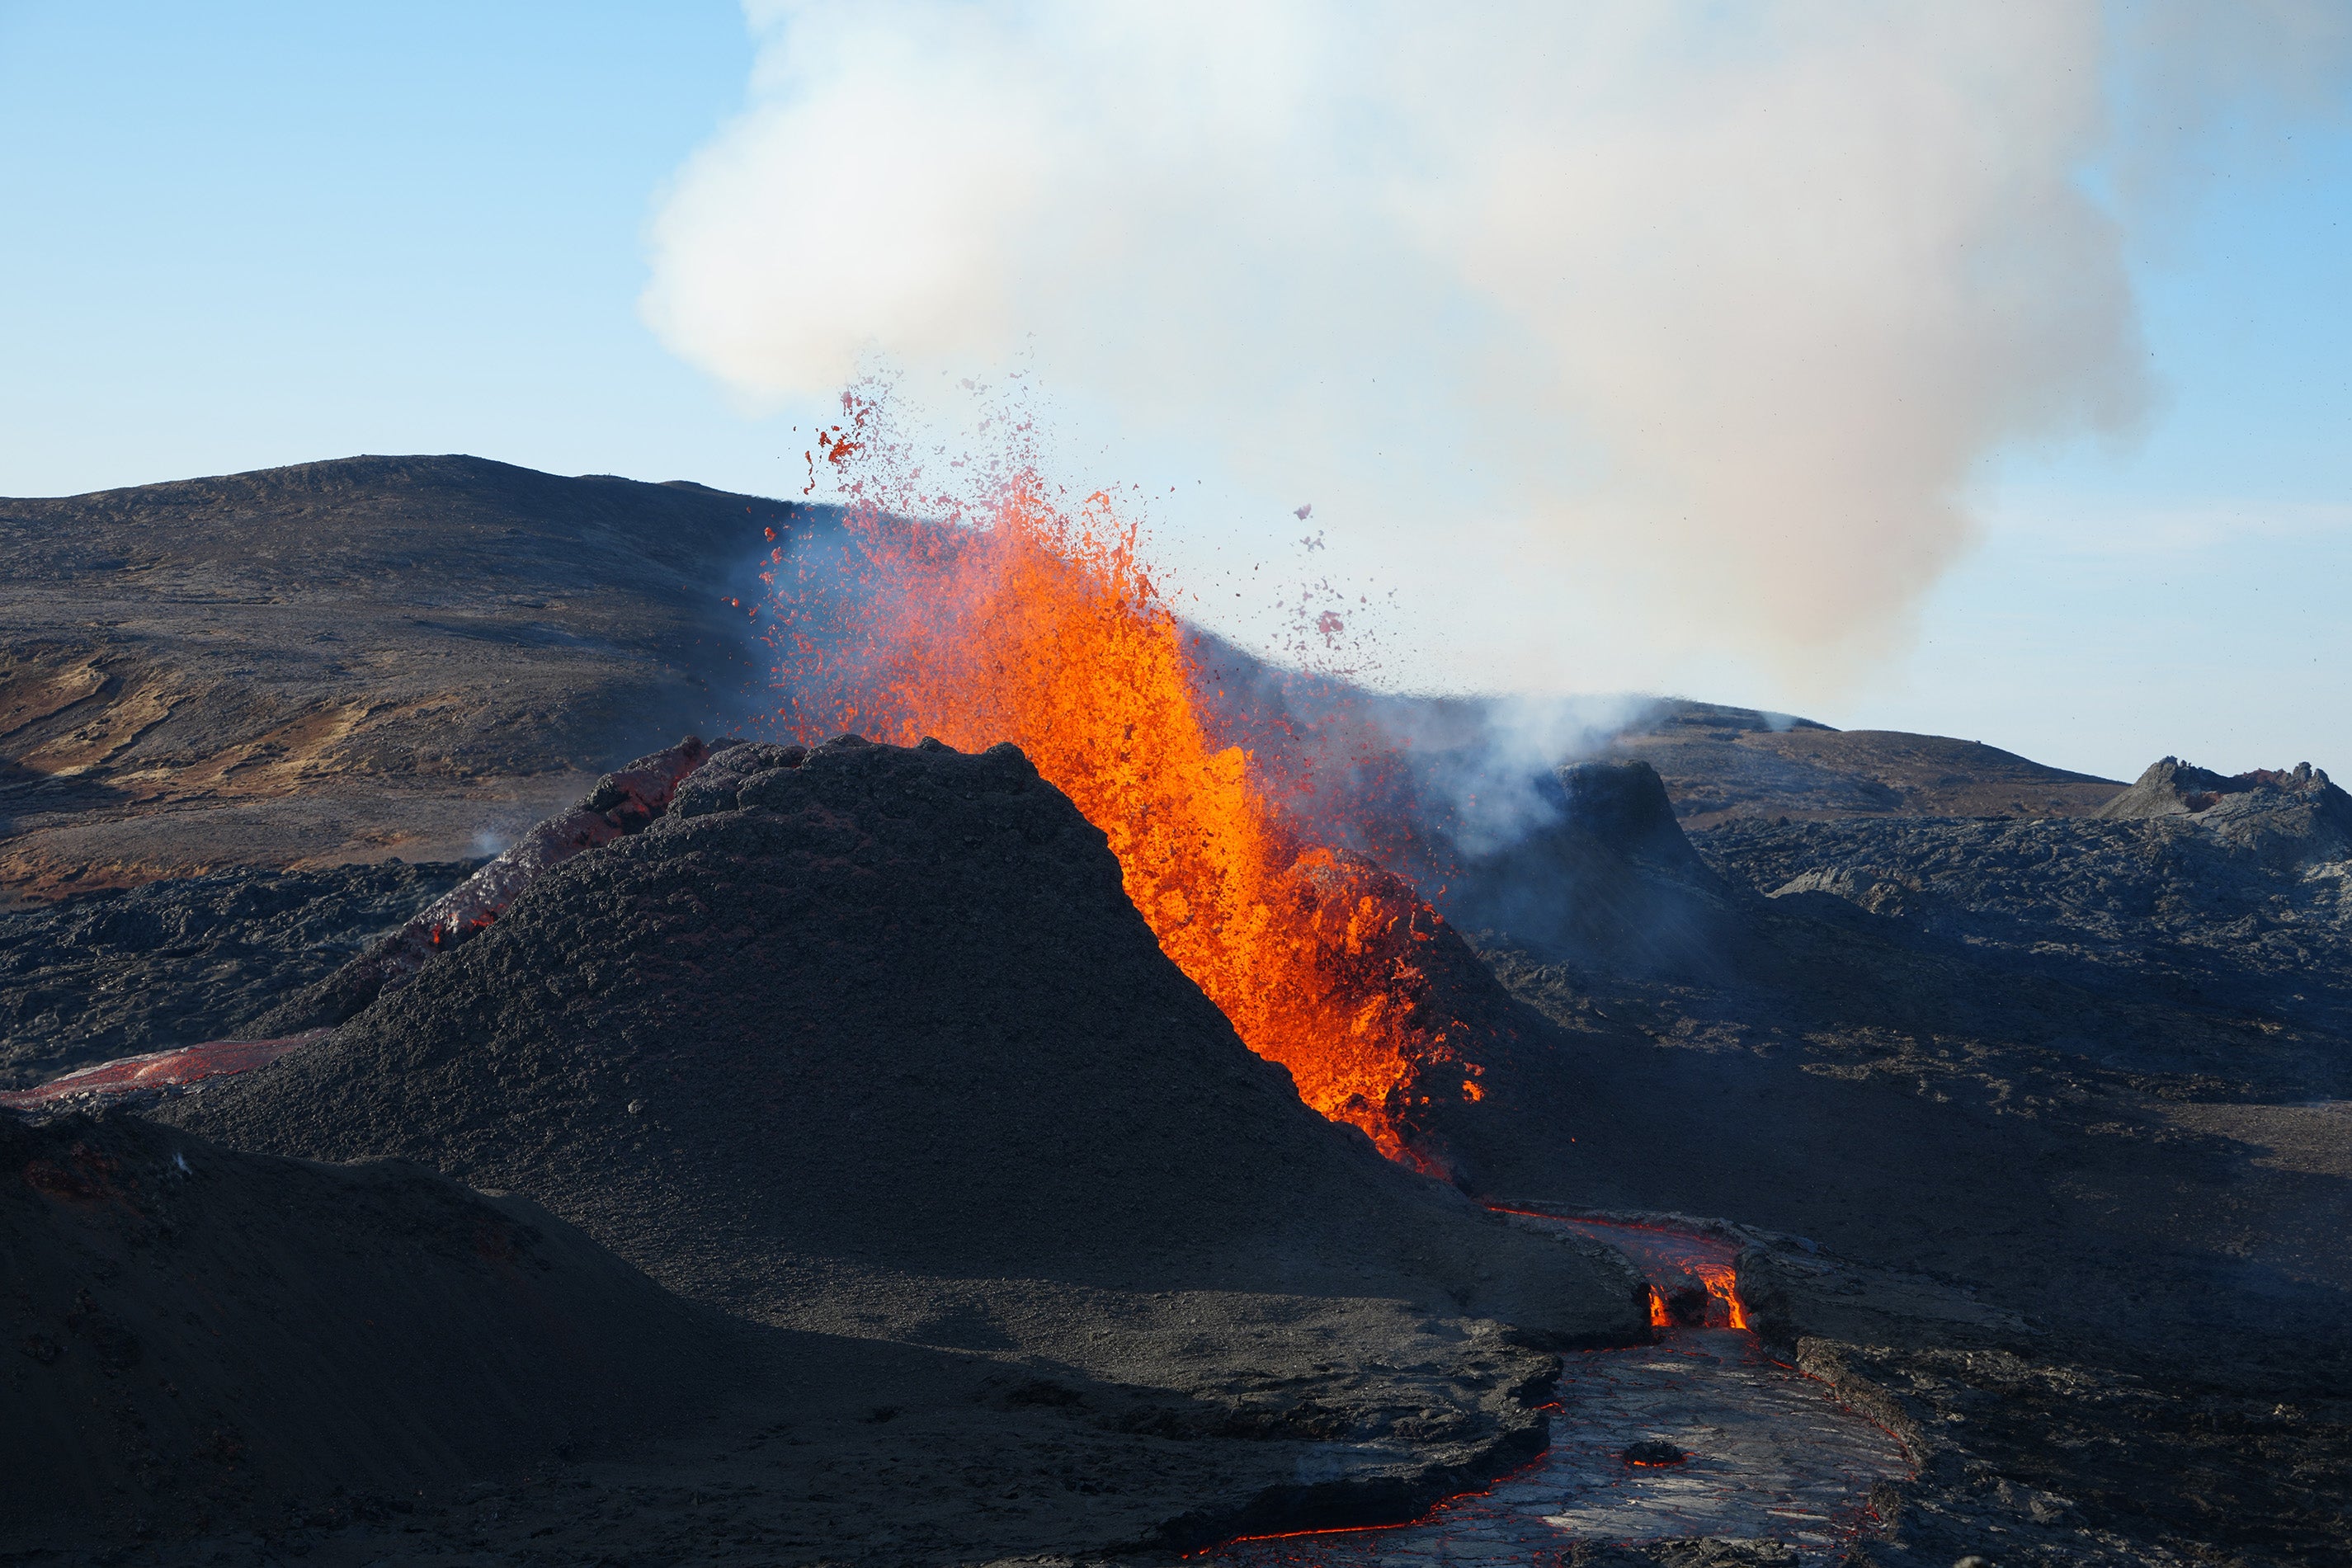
753;394;1482;1167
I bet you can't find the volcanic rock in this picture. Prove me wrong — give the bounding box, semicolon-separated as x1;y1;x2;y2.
0;1110;728;1548
2094;755;2249;819
0;859;470;1090
1732;1234;2352;1566
1705;801;2352;1034
2094;755;2352;864
664;738;808;816
1558;757;1699;852
244;736;717;1037
1657;1272;1713;1327
14;453;2346;1563
1608;702;2126;826
1445;767;2352;1562
139;735;1645;1559
1432;758;1742;978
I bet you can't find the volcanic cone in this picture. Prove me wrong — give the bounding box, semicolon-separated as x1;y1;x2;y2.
163;736;1641;1345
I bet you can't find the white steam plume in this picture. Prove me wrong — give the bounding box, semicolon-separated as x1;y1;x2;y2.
642;2;2350;690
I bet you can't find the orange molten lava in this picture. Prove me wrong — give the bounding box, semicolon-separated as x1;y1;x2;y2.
764;428;1478;1165
1700;1264;1752;1331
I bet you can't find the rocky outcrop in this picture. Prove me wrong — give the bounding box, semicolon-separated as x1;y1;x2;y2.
246;737;718;1036
1432;758;1743;978
2095;756;2352;864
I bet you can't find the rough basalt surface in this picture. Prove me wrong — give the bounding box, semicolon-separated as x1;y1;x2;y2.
243;737;718;1038
12;456;2348;1566
171;735;1638;1333
0;859;471;1089
1700;779;2352;1048
1422;754;2352;1564
1728;1236;2352;1566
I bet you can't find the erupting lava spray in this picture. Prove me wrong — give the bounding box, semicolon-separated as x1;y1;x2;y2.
756;390;1482;1166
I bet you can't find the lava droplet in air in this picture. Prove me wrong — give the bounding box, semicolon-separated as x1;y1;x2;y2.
760;389;1480;1168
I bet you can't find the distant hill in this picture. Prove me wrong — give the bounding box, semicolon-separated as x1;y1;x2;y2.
1610;699;2124;826
2;455;2131;902
0;456;794;898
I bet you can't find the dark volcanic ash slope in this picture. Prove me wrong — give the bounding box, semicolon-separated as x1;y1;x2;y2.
148;734;1647;1561
1431;758;1747;981
171;736;1637;1341
2;1111;729;1550
0;456;793;898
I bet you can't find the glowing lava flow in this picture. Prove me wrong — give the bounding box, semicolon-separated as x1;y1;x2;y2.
1202;1217;1912;1565
1697;1260;1751;1332
757;408;1481;1165
1498;1207;1749;1330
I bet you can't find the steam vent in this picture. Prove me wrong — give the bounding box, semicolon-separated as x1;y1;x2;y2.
6;459;2349;1567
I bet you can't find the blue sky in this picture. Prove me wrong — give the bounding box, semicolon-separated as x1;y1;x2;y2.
2;3;2347;783
0;2;780;490
1911;117;2352;779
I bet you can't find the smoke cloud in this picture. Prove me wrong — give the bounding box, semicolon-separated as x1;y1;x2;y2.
643;2;2350;692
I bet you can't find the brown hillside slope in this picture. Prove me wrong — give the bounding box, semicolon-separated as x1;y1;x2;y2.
0;456;791;898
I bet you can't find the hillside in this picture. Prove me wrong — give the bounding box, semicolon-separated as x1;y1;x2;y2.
1610;700;2126;825
0;456;789;898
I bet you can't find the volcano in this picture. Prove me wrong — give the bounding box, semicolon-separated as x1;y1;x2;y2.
163;734;1636;1337
97;731;1645;1558
5;456;2350;1566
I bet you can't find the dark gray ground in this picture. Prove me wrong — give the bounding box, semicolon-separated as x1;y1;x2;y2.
1;1111;736;1551
1605;703;2128;827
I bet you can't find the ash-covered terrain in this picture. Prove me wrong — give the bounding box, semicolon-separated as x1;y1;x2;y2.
2;1111;734;1545
4;458;2348;1567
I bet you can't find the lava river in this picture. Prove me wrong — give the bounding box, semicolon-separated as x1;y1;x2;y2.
1202;1214;1914;1565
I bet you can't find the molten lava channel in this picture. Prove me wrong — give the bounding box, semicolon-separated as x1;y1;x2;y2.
757;419;1481;1166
